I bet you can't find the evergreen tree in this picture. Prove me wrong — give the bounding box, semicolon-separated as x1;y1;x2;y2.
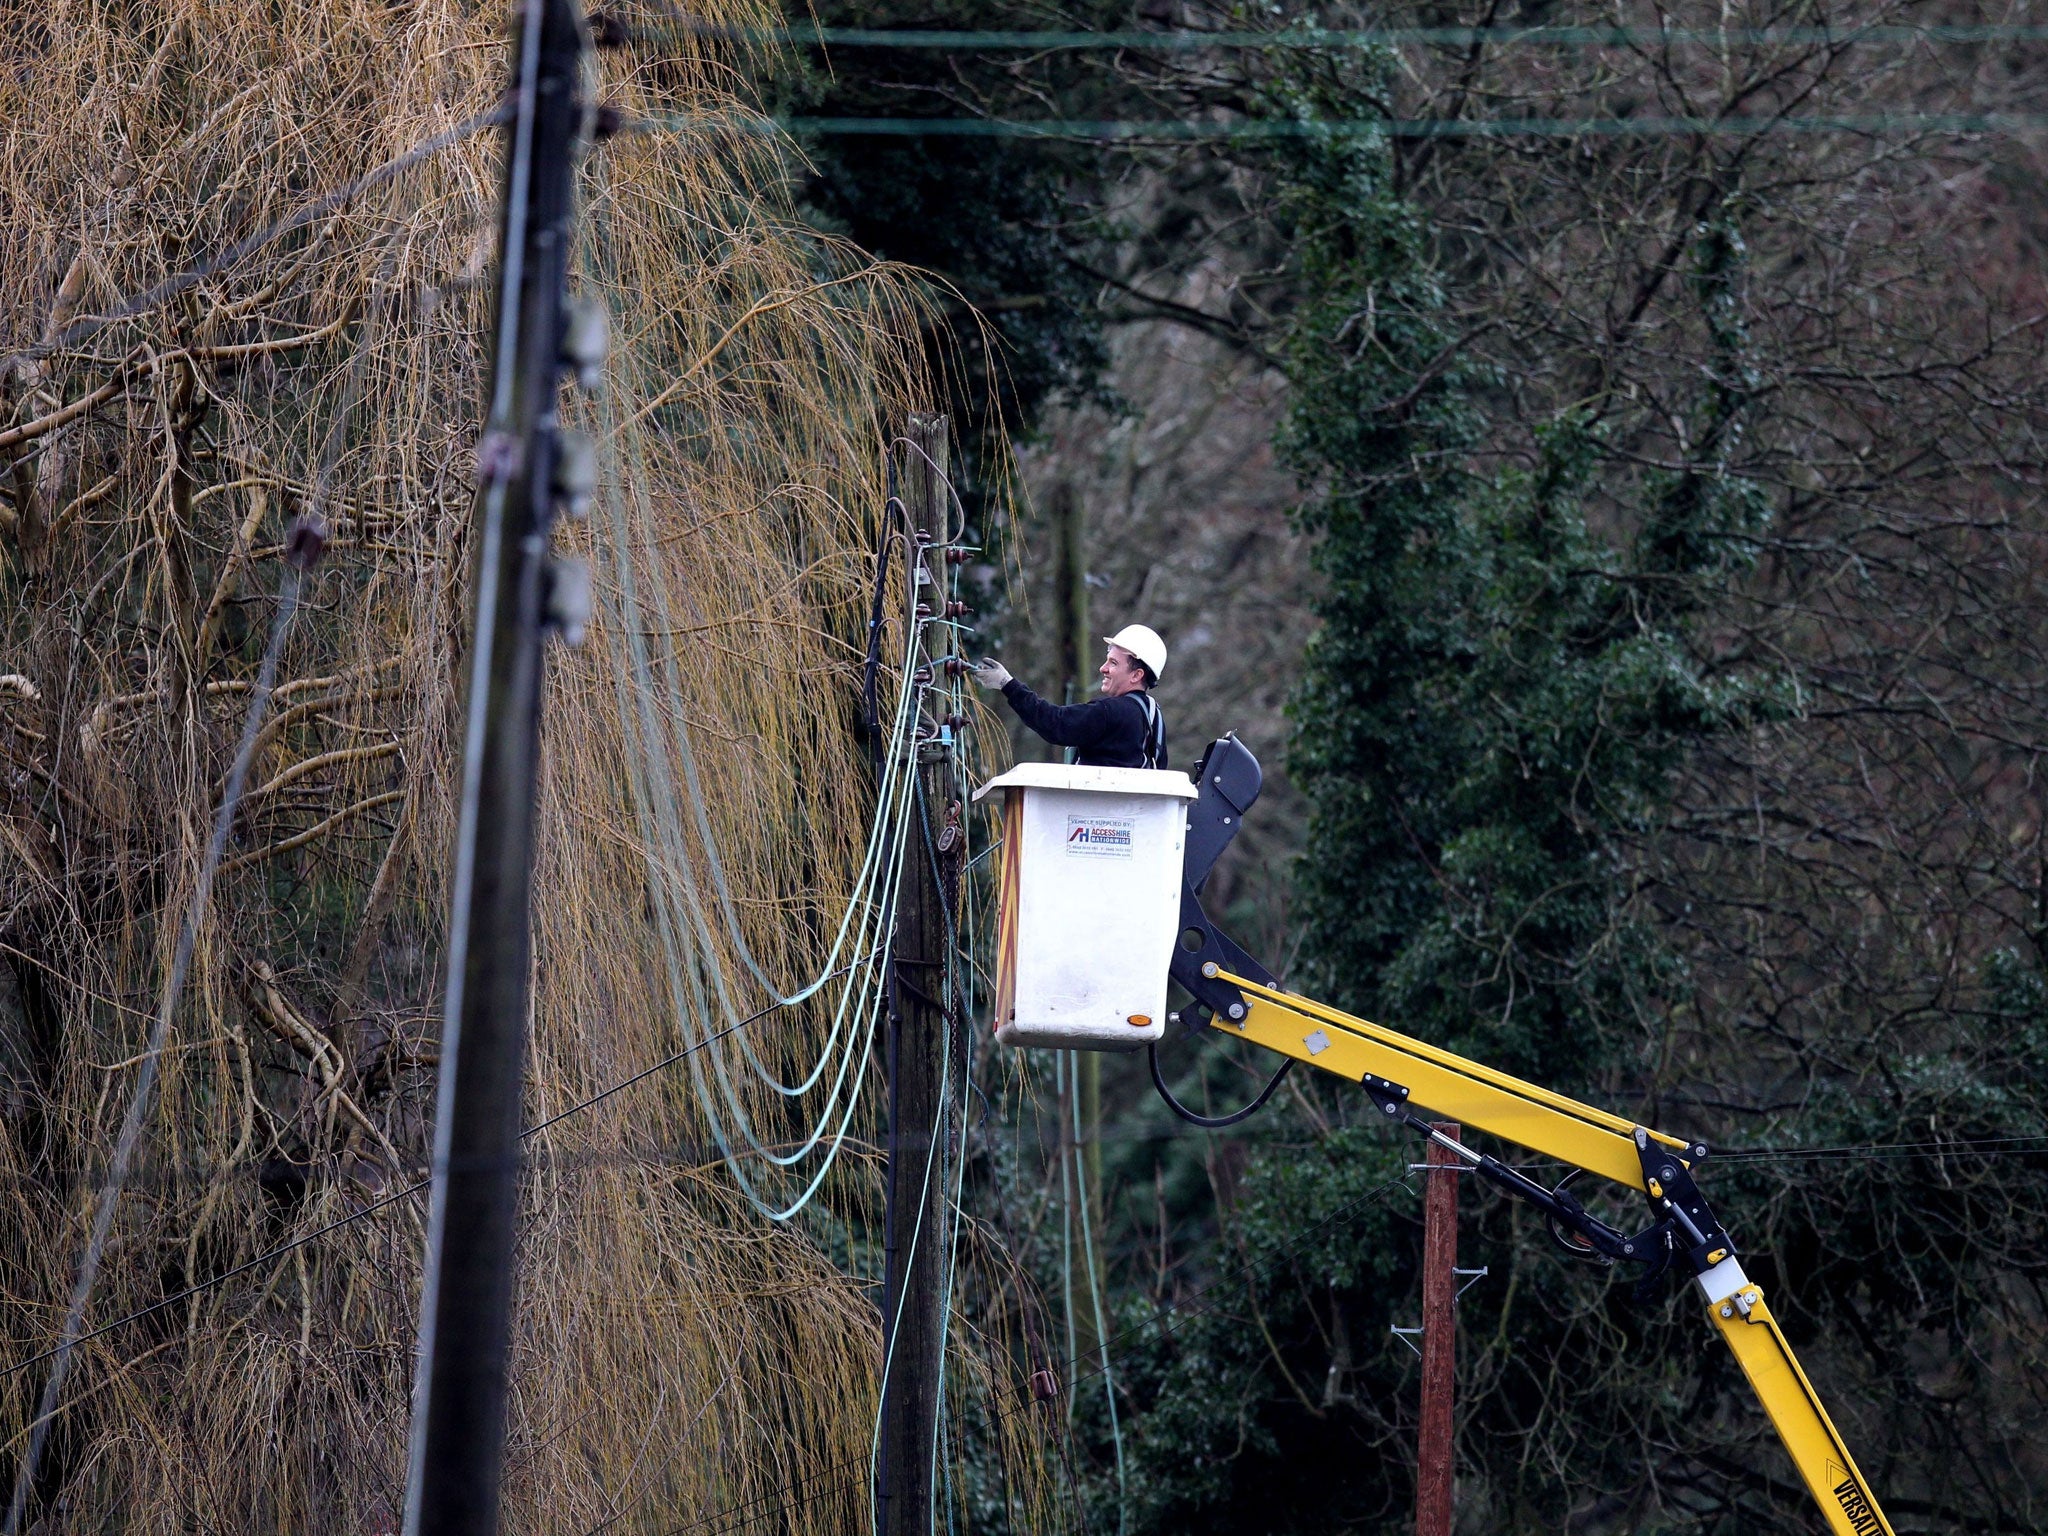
1097;53;2048;1536
770;0;1120;497
1101;76;1788;1533
1281;129;1770;1085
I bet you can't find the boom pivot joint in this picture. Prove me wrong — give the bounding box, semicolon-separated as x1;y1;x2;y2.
1354;1070;1737;1305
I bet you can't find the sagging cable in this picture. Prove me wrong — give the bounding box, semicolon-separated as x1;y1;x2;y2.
1148;1040;1295;1128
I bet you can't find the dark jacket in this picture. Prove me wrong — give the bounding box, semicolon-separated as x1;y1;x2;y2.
1000;681;1167;770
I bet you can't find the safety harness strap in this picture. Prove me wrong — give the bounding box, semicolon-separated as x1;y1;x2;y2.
1136;692;1164;769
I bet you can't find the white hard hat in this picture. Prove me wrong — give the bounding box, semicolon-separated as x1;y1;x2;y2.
1103;624;1168;680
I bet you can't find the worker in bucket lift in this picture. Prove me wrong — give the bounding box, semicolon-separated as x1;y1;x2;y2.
970;623;1169;770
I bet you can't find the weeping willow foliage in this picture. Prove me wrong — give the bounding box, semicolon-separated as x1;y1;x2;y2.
0;1;1056;1529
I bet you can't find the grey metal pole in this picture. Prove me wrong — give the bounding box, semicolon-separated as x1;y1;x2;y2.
403;1;589;1531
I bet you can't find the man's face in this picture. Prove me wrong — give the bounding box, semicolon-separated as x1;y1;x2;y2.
1098;645;1146;698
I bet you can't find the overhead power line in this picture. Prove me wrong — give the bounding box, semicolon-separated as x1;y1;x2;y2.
16;1121;2038;1193
775;112;2048;140
1718;1133;2048;1162
664;20;2048;48
655;1169;1422;1536
0;104;507;377
648;1121;2048;1535
804;23;2048;48
602;419;922;1221
3;536;326;1536
0;965;866;1384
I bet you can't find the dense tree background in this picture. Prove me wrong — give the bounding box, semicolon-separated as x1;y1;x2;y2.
0;0;2039;1526
770;0;1127;509
786;3;2048;1532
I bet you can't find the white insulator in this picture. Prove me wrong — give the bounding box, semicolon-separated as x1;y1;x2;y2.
546;557;592;648
559;299;609;391
552;431;597;520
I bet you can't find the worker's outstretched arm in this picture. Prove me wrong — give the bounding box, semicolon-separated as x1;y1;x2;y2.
1203;969;1895;1536
997;679;1122;749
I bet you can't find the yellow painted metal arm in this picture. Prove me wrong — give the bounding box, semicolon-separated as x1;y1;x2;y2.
1212;970;1895;1536
1216;971;1691;1190
1709;1286;1895;1536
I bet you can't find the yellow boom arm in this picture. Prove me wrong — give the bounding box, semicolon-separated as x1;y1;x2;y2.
1211;968;1895;1536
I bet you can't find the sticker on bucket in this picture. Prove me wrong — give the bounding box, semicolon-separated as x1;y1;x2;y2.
1064;815;1134;858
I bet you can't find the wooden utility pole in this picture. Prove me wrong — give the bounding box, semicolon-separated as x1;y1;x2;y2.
1417;1123;1460;1536
403;2;592;1532
878;414;966;1536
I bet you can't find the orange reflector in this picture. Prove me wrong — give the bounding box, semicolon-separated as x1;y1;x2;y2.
1127;1014;1152;1027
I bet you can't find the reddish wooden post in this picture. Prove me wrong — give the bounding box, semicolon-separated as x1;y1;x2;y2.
1417;1123;1460;1536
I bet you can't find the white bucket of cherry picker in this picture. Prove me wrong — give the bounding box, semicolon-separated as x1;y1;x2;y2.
971;763;1196;1051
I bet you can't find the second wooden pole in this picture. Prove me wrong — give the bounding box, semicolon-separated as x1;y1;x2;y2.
1417;1123;1460;1536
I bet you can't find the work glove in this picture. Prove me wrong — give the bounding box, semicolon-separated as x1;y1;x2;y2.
970;657;1013;691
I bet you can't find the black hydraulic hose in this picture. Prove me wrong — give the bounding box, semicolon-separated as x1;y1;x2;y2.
1540;1169;1614;1265
1148;1041;1295;1128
